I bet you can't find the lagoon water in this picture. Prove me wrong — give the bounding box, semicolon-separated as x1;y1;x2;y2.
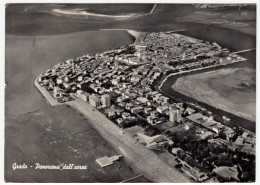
173;68;256;122
5;6;137;183
5;30;134;117
5;4;256;182
6;7;256;128
160;22;256;132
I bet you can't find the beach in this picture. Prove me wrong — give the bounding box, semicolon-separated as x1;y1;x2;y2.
67;100;191;183
5;29;138;182
5;4;256;182
5;105;148;182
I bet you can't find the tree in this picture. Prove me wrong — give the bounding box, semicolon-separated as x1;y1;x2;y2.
120;120;136;129
187;157;197;167
175;164;183;168
167;144;173;152
219;131;227;140
144;126;160;137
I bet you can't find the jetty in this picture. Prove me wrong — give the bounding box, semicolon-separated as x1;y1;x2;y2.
232;48;256;54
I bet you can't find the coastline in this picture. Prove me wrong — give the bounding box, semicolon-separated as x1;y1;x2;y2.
159;57;247;90
67;100;191;183
52;8;149;21
32;31;193;181
100;29;139;39
34;77;60;106
32;28;255;182
5;3;256;182
52;8;138;19
173;68;255;122
33;79;191;182
51;4;156;21
158;60;256;133
33;28;138;108
32;28;256;138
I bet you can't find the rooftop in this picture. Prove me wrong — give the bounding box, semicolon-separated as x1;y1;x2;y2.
96;155;123;168
213;166;239;181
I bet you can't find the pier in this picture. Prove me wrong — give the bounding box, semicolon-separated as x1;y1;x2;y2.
232;48;256;54
150;4;157;14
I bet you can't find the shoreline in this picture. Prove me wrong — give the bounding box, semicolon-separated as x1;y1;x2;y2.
52;8;138;19
100;29;140;39
34;73;191;183
6;29;134;38
159;58;247;90
173;68;255;122
176;17;256;37
52;8;150;21
52;4;156;21
32;31;192;181
33;28;255;132
33;29;255;182
34;77;60;106
32;29;138;107
66;100;191;183
158;59;255;133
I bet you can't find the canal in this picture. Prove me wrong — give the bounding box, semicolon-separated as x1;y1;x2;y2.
160;22;256;132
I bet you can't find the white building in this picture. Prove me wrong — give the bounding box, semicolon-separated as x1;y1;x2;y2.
169;109;181;122
101;94;111;107
89;94;100;107
53;86;63;99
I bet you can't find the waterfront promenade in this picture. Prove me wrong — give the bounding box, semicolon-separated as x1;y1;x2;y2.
158;57;255;133
32;29;251;182
67;100;191;183
34;77;190;182
34;77;59;106
159;57;247;90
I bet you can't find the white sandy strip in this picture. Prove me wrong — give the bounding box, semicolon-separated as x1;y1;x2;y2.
52;4;157;20
52;8;139;19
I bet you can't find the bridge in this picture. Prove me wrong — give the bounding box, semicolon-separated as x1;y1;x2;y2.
232;48;256;54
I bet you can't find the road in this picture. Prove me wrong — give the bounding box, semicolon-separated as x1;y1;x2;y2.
67;100;191;183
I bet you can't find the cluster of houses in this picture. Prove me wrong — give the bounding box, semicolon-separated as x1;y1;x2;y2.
187;113;255;155
171;147;209;182
37;31;254;182
135;32;245;73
